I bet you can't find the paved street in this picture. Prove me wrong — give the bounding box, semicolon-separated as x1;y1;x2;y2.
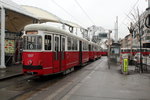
0;57;150;100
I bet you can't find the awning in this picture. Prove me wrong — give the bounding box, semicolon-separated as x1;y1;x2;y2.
0;0;38;32
22;5;62;23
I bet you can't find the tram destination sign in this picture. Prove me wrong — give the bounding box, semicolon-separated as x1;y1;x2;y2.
98;33;108;39
26;31;38;34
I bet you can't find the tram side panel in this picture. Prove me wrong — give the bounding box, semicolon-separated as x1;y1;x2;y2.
89;44;95;61
22;52;53;75
41;52;53;74
82;51;89;63
89;51;94;61
65;51;79;68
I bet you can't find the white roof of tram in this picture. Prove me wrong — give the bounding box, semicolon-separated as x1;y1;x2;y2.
61;20;82;28
24;24;88;42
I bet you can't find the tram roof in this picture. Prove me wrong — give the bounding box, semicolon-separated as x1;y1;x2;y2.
24;24;89;42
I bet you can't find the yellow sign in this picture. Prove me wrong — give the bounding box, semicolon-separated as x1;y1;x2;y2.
123;59;128;72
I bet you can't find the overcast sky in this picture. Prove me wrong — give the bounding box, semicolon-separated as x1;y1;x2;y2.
12;0;148;39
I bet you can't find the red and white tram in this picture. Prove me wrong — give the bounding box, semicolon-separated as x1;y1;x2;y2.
121;48;150;56
22;24;101;76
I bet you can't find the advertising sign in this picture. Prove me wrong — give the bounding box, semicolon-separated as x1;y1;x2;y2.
5;40;15;54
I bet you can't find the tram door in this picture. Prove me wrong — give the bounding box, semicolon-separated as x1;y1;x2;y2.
79;41;82;65
53;35;66;73
53;35;60;73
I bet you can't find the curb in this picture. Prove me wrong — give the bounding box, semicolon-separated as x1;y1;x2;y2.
0;73;23;81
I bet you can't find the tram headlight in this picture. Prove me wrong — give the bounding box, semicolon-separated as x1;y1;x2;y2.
28;60;33;65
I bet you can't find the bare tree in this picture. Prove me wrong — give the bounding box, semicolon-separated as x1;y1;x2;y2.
127;7;146;73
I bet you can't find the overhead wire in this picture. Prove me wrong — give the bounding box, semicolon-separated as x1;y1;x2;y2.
51;0;84;26
74;0;95;25
120;0;140;26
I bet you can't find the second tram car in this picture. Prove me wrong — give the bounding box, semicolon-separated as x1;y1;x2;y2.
101;48;108;56
121;48;150;56
22;24;101;76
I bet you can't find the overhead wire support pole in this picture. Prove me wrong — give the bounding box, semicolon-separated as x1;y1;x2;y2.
108;30;112;69
137;9;143;73
114;16;118;43
0;5;6;68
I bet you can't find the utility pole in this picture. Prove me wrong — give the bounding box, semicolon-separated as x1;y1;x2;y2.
137;9;143;73
114;16;118;43
108;30;112;69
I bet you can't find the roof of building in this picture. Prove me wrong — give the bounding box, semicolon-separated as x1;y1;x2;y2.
0;0;37;18
22;5;62;23
0;0;39;32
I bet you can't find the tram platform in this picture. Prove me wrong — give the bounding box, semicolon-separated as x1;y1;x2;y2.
0;64;23;80
60;57;150;100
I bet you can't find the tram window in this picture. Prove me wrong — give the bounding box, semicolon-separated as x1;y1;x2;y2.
62;37;65;51
92;45;94;51
72;39;77;51
82;42;84;50
45;35;51;50
86;43;88;50
72;39;75;50
83;42;88;51
37;36;42;49
23;36;42;50
74;39;78;50
55;36;59;52
67;37;71;50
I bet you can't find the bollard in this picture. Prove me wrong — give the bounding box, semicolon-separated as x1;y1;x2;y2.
123;58;128;75
120;54;129;75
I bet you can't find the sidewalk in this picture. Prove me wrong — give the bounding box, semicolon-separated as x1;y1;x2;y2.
61;57;150;100
0;64;23;80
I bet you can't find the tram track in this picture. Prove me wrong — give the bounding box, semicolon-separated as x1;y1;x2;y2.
0;58;105;100
26;58;104;100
